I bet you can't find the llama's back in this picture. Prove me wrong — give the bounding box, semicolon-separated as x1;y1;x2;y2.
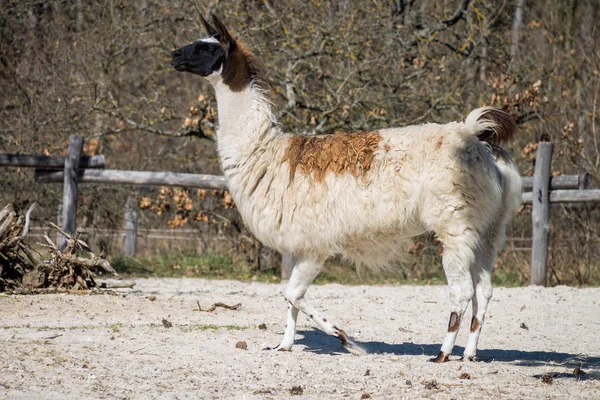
230;111;520;269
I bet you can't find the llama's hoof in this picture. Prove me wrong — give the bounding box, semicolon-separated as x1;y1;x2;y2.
262;345;291;352
461;355;476;362
343;342;367;356
431;351;450;363
337;328;367;356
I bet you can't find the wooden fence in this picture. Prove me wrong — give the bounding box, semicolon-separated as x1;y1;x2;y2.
2;136;600;285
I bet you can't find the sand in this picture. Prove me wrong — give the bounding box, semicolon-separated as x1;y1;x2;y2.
1;278;599;399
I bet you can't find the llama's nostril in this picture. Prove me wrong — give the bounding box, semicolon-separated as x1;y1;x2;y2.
172;49;182;58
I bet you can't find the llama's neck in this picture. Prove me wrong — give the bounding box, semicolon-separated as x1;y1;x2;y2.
211;79;277;175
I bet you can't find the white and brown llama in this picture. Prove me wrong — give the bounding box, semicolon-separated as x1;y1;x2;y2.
171;15;522;362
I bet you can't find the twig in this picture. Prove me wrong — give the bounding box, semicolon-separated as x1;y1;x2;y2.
4;203;37;249
0;209;15;241
130;346;148;354
441;383;463;388
48;222;90;251
19;202;37;240
44;334;63;340
0;204;12;225
7;288;94;295
18;242;39;267
195;302;242;312
42;233;59;251
443;0;471;26
91;104;215;141
100;282;135;289
74;255;120;278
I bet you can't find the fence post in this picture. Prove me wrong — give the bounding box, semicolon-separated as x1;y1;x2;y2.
58;136;84;250
56;203;63;245
281;253;294;282
123;196;138;256
530;142;553;286
578;169;591;190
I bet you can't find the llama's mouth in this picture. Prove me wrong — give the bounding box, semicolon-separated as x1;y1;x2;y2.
171;59;188;71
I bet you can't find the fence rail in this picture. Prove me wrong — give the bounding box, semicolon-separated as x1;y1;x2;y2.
36;169;228;189
520;173;590;191
0;154;105;169
522;189;600;204
3;136;599;285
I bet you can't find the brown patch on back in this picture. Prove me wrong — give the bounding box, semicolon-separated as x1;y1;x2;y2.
222;41;269;92
476;108;517;145
283;131;382;183
447;312;460;332
470;316;480;332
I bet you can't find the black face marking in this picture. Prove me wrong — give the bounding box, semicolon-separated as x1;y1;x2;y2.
172;16;267;92
171;40;225;77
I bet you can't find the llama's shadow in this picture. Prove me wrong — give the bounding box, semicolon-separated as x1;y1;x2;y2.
295;329;600;375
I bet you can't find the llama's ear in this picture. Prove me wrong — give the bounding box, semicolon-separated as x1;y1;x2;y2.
200;14;219;38
211;14;234;49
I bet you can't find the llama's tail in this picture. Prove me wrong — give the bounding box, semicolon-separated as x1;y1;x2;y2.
488;147;523;249
464;107;516;145
465;107;522;247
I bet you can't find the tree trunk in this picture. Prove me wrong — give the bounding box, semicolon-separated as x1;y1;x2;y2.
510;0;525;62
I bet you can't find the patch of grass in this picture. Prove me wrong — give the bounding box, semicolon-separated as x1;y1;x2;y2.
491;269;526;287
111;250;449;285
111;251;279;283
313;250;449;286
313;261;447;286
109;245;543;287
108;322;124;332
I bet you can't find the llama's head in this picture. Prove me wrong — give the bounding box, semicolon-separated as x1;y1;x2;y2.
171;15;266;92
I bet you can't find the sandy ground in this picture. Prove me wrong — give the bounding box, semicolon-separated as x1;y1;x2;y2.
0;278;599;399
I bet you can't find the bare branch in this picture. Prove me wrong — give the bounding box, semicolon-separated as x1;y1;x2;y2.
91;105;216;141
443;0;471;26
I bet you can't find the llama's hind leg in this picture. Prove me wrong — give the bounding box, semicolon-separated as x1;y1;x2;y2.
278;257;365;355
463;245;495;361
432;245;475;363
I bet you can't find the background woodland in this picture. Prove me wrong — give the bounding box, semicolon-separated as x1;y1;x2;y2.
1;0;599;285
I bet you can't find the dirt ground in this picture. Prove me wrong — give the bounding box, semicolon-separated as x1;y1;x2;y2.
0;278;599;399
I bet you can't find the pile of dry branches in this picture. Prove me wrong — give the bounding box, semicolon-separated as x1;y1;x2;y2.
0;203;119;293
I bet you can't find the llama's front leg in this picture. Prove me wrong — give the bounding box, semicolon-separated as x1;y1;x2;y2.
432;250;474;363
267;303;299;351
264;257;318;352
291;293;366;355
276;257;365;355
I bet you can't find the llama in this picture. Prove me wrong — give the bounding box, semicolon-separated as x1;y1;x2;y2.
171;15;522;362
